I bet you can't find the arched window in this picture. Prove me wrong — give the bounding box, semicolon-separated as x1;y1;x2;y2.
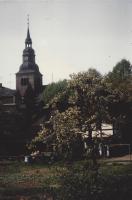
21;78;29;86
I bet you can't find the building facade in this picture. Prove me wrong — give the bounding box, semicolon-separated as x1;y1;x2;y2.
16;26;43;98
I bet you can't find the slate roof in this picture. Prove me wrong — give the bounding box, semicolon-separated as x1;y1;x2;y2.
0;85;15;97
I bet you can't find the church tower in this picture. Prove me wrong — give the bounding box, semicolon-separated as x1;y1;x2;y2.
16;20;42;98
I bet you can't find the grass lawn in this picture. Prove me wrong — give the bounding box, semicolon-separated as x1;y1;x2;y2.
0;160;63;200
0;160;132;199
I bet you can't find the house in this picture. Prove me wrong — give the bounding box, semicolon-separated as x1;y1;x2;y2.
0;83;16;111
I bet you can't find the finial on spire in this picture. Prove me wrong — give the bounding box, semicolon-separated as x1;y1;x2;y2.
27;14;29;28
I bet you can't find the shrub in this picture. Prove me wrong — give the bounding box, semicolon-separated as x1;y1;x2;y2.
57;161;132;200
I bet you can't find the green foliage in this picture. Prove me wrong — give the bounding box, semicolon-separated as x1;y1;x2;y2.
110;59;131;79
68;68;109;140
30;60;132;156
28;127;50;151
1;160;132;199
48;68;110;158
0;161;57;199
105;59;132;91
43;80;67;105
58;165;98;200
104;59;132;142
52;107;84;160
57;162;132;200
29;68;111;157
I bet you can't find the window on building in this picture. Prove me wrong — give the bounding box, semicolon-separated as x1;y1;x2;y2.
21;78;29;86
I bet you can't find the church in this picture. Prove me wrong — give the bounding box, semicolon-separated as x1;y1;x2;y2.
16;23;43;104
0;23;45;156
0;21;44;111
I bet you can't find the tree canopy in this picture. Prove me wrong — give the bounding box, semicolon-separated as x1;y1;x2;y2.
29;68;111;158
29;59;132;158
42;80;67;105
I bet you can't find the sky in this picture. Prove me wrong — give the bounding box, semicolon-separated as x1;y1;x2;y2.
0;0;132;89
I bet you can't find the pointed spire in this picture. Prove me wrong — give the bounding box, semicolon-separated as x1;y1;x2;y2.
25;14;32;47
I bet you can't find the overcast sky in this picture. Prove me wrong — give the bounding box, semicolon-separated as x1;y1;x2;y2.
0;0;132;88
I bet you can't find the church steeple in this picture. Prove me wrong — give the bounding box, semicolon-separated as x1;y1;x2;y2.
25;15;32;48
16;17;43;97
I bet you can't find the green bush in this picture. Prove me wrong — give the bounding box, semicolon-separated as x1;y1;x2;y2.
57;160;99;200
57;161;132;200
